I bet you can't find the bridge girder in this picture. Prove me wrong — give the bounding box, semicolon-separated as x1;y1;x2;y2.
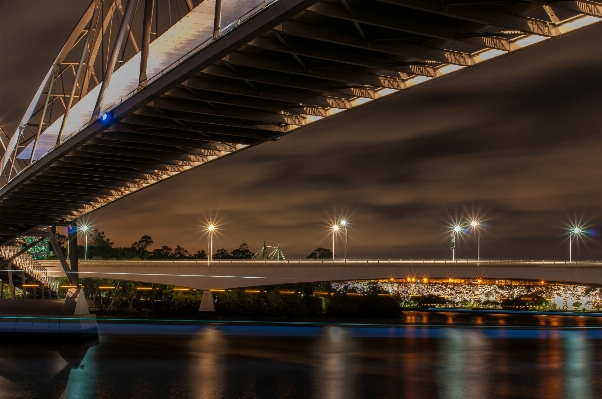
0;0;599;237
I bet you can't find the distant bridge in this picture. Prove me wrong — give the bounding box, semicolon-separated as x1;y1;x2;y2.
41;259;602;289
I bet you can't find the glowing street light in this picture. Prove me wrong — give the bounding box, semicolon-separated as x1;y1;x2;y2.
569;226;584;262
451;225;462;262
207;224;216;264
79;223;91;261
470;220;481;263
332;224;340;260
339;219;349;262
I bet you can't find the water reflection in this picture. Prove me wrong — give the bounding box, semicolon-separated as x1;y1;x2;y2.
1;313;602;398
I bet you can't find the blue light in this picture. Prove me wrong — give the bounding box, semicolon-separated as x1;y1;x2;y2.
100;112;109;122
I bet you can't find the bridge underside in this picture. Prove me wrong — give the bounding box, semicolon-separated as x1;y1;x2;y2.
1;0;600;243
42;261;602;289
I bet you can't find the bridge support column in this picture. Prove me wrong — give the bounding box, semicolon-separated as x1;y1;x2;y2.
199;291;215;312
63;287;89;316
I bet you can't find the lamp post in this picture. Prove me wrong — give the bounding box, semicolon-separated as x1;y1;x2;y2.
340;220;348;262
332;224;339;260
470;220;481;263
207;224;215;264
80;224;90;261
452;225;462;261
569;226;583;262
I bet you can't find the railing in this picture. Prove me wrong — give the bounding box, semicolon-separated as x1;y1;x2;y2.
6;0;283;185
39;259;602;268
0;246;60;292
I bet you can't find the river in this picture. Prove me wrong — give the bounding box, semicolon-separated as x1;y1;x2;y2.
1;311;601;398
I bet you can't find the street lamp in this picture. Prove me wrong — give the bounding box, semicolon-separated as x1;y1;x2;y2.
340;219;348;262
470;220;481;262
451;225;462;262
207;224;216;264
79;223;90;261
332;224;339;260
569;226;584;262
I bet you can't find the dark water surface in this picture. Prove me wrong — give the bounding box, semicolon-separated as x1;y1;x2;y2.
2;311;602;399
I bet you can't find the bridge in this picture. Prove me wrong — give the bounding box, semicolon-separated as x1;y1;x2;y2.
0;0;601;296
38;258;602;310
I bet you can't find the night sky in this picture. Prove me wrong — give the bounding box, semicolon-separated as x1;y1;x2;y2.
2;2;602;260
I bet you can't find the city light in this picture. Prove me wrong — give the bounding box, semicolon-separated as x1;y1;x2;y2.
453;225;462;233
100;112;110;122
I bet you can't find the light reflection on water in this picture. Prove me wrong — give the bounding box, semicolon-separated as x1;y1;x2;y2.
1;312;602;398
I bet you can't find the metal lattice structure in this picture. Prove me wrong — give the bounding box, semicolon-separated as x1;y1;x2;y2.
0;0;600;243
0;245;61;295
252;242;286;260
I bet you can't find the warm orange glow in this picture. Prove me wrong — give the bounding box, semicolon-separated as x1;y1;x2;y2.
22;284;40;288
173;288;190;291
136;287;153;290
279;290;295;294
98;286;116;290
346;292;360;296
210;289;225;292
313;291;329;295
60;285;78;289
422;277;428;283
245;290;260;293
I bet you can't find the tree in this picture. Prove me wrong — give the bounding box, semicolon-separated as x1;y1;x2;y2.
150;245;173;259
306;247;333;259
231;243;253;259
89;230;114;259
213;248;231;259
193;250;207;259
91;230;114;248
131;235;153;253
173;245;191;259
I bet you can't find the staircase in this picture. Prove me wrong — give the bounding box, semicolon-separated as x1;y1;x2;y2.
0;246;61;298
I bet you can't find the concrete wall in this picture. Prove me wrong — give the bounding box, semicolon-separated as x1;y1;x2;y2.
40;260;602;289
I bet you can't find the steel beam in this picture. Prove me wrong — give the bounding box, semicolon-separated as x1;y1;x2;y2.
275;21;474;65
378;0;559;36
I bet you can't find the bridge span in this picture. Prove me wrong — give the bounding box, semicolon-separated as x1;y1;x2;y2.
41;259;602;289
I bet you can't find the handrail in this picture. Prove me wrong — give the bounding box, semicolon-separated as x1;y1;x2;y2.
37;258;602;268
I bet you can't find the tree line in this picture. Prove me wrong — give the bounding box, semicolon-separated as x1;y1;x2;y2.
51;230;255;260
49;230;340;261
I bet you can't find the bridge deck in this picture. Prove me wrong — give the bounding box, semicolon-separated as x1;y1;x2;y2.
41;259;602;289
